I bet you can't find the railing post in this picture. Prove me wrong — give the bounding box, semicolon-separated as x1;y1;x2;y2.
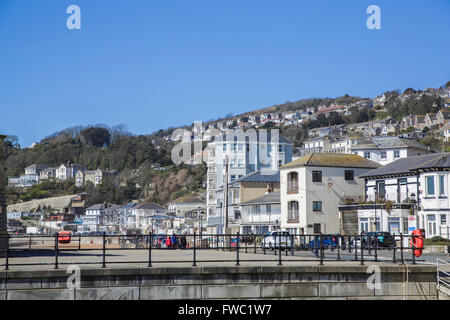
216;234;219;251
29;236;32;251
291;235;294;256
148;233;152;267
4;235;9;270
278;233;282;266
79;235;81;250
54;234;59;270
354;234;358;261
400;233;404;264
263;236;266;255
393;234;397;263
411;234;416;265
102;233;106;268
245;234;247;253
236;232;240;266
337;236;341;261
319;233;324;265
348;235;352;253
374;238;378;262
254;236;257;254
360;233;365;266
193;232;197;267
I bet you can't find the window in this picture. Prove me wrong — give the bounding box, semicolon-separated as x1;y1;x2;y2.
238;159;244;168
238;143;244;151
278;160;283;167
394;150;400;158
426;176;435;195
287;172;298;193
313;223;321;233
223;143;227;151
287;201;299;222
345;170;354;181
278;144;282;152
381;151;387;159
439;175;445;195
364;152;371;159
232;143;237;151
312;171;322;182
313;201;322;212
441;214;447;225
376;180;386;200
230;175;236;181
266;204;272;213
252;205;260;214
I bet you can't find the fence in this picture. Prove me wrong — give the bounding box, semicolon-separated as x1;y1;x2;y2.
0;232;427;270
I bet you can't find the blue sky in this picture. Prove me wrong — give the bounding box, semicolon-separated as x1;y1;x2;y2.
0;0;449;147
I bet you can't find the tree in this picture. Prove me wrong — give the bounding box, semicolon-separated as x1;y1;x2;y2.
81;127;111;147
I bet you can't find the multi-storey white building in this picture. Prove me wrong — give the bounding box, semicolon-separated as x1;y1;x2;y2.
206;131;293;232
351;136;432;165
352;153;450;239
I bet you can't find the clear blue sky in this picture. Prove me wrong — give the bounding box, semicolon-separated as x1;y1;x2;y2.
1;0;449;147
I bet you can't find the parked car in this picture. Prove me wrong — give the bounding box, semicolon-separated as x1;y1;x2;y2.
262;231;292;250
308;235;346;250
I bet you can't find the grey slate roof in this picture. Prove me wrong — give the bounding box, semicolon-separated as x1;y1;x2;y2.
86;203;106;211
229;170;280;185
135;202;166;210
359;153;450;178
240;192;280;205
351;137;430;151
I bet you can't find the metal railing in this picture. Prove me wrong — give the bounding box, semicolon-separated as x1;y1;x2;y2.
0;232;427;270
437;258;450;291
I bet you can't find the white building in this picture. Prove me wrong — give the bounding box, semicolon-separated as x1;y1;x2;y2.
206;131;293;229
55;162;86;181
351;136;432;165
280;153;379;235
239;192;281;235
352;153;450;239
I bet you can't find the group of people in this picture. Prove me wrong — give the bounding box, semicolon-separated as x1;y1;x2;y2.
155;235;187;249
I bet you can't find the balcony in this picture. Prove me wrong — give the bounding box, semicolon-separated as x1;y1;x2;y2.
241;213;280;224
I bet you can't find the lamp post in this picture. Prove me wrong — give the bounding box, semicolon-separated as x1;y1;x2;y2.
373;187;378;232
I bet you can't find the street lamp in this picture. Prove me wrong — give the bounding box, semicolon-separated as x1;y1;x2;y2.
373;187;378;232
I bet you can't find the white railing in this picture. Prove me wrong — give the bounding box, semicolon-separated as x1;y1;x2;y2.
437;258;450;291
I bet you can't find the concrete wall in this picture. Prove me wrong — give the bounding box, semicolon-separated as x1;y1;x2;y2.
0;265;440;300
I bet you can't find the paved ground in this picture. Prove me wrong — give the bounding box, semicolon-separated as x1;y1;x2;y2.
1;246;449;271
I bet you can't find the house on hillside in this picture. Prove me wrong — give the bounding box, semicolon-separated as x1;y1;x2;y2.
56;162;85;181
350;136;432;165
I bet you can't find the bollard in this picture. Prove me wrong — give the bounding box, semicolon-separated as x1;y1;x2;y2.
400;233;404;264
193;233;197;267
411;235;416;265
236;232;240;266
278;233;282;266
148;233;152;267
54;234;59;270
102;233;106;268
